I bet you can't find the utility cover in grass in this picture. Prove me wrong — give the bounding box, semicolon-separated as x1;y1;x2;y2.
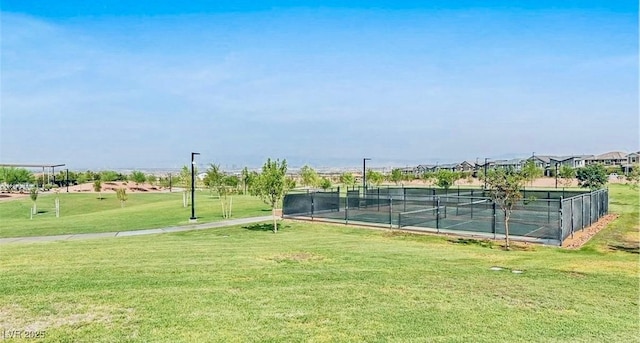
512;270;524;274
489;266;503;271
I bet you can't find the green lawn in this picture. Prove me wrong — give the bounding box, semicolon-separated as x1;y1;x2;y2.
585;184;639;253
0;192;270;238
0;185;638;342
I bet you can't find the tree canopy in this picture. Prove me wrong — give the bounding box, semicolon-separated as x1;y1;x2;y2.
576;164;608;190
366;170;384;187
300;165;320;188
485;168;525;250
339;172;356;187
250;158;293;232
434;170;459;190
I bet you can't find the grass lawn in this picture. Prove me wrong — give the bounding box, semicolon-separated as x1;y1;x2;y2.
0;192;270;238
0;185;637;342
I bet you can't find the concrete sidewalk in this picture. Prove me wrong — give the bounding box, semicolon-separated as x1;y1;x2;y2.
0;216;274;245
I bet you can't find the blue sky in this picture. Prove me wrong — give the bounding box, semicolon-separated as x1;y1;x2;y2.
1;1;638;170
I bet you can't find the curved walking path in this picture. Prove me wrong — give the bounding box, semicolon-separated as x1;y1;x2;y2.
0;216;274;245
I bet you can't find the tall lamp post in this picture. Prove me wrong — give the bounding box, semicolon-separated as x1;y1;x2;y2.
484;158;489;189
555;163;559;188
363;158;371;191
190;152;200;222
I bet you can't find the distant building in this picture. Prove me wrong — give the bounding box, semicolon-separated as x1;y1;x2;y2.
585;152;628;166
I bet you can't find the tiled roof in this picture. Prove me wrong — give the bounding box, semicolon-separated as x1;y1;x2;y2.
587;151;627;160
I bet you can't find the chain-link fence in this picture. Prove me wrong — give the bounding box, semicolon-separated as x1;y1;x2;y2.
560;189;608;242
283;187;609;245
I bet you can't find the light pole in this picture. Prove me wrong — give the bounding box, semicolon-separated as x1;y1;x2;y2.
363;158;371;191
555;163;559;188
484;158;488;189
190;152;200;222
65;169;69;193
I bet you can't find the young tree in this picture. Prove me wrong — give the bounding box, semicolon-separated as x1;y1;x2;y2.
421;171;434;185
339;172;356;187
29;187;38;215
389;168;404;185
130;171;146;185
218;175;238;219
521;160;543;185
93;180;102;199
485;168;525;250
116;188;128;207
366;170;384;187
241;167;251;194
100;170;123;182
576;164;608;190
204;164;224;196
558;165;575;187
250;158;291;233
625;164;640;189
0;167;35;192
434;170;459;192
180;165;194;207
300;165;320;188
320;177;332;190
146;174;157;186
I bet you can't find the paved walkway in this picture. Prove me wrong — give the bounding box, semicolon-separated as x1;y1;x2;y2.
0;216;274;245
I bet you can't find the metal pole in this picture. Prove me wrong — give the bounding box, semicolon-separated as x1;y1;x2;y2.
484;158;488;189
190;152;200;221
169;173;172;193
363;158;371;192
65;169;69;193
555;163;558;188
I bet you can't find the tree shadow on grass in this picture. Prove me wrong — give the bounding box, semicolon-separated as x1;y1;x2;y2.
448;238;495;249
608;244;639;254
243;223;289;232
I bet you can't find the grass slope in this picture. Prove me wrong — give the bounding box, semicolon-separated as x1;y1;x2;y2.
0;192;270;238
0;185;637;342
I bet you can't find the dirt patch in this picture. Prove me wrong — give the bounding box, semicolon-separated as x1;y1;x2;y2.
0;303;135;332
0;181;170;202
562;214;619;249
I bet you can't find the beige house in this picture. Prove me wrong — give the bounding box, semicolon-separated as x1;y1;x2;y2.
585;152;628;166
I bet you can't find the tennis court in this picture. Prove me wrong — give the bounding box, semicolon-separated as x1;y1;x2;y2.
283;187;608;245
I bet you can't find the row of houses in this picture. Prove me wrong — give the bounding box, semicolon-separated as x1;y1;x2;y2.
401;151;639;177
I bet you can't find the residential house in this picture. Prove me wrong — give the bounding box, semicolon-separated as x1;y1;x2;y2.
493;159;524;171
437;163;460;172
415;164;437;175
585;152;628;166
459;161;476;172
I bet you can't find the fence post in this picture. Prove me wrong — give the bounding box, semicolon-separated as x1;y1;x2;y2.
547;191;551;224
377;188;380;212
345;192;349;224
389;196;393;228
403;187;407;212
570;198;575;239
581;195;586;230
492;201;497;239
436;197;440;233
558;197;563;245
311;193;315;221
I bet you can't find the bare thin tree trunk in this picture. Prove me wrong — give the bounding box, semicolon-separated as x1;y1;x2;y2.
272;208;277;233
504;212;511;250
